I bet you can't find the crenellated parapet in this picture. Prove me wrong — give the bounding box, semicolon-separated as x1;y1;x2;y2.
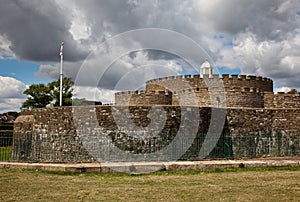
264;90;300;108
115;90;173;106
114;73;300;108
221;74;273;92
145;74;273;93
140;74;272;108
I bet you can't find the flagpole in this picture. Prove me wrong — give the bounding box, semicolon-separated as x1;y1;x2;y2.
59;42;64;106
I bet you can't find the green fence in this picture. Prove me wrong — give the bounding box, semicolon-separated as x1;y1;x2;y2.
8;131;300;162
0;123;13;161
104;133;299;161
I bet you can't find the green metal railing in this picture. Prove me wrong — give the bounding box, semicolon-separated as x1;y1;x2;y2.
0;131;13;161
0;123;13;161
6;131;300;162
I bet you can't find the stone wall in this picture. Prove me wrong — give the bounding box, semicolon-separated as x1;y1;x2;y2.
227;108;300;157
13;108;93;162
115;90;172;106
12;115;34;161
221;74;273;92
13;106;222;162
114;74;300;109
185;87;263;108
114;74;271;108
264;91;300;108
12;106;300;162
146;74;273;92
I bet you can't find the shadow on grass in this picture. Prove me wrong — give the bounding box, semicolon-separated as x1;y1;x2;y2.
24;165;300;178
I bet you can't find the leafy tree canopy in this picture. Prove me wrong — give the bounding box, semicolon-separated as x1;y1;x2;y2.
21;77;74;110
48;77;74;106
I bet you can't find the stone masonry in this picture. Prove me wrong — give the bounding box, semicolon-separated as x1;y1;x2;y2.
12;106;300;162
116;74;274;108
12;72;300;163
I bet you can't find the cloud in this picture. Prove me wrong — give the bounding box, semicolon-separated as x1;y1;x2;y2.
0;35;15;59
73;86;117;104
0;76;27;98
1;0;299;94
194;0;299;41
0;76;27;112
34;64;60;79
215;31;300;88
0;98;25;113
0;0;89;62
70;47;184;91
274;87;291;93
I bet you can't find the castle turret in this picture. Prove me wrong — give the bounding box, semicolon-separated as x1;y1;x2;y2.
200;59;213;77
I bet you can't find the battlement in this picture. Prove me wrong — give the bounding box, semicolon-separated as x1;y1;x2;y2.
146;74;272;84
115;89;173;106
265;89;300;97
146;74;202;84
221;74;271;82
115;90;171;96
116;73;277;108
264;90;300;108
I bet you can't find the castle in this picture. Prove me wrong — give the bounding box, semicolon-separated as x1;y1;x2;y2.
11;60;300;163
115;60;300;109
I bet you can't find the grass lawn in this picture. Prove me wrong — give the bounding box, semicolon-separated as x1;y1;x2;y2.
0;167;300;201
0;146;12;161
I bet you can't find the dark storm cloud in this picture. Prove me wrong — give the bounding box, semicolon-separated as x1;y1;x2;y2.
1;0;300;90
202;0;299;42
0;0;88;62
129;50;179;61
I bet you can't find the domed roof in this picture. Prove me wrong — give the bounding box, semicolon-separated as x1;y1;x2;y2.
200;59;211;68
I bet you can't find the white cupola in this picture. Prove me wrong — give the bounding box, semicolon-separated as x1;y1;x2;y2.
200;59;212;77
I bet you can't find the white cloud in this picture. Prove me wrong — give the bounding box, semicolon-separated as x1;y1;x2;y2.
0;98;25;113
214;30;300;88
73;86;117;104
0;76;27;98
274;87;291;93
69;8;92;41
0;76;27;113
0;34;14;59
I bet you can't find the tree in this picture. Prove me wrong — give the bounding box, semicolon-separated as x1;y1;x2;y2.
21;78;74;110
48;77;74;106
21;83;52;110
72;98;87;106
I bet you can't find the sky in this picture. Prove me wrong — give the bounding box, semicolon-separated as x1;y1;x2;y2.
0;0;299;113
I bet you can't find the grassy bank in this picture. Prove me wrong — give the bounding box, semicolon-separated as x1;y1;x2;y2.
1;167;300;201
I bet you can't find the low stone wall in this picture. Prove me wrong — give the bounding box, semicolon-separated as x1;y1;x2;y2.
115;90;172;106
264;92;300;108
227;108;300;157
131;75;267;108
146;74;273;93
13;109;93;162
12;106;300;162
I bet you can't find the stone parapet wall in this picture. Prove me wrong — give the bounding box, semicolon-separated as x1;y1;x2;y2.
12;106;300;162
264;92;300;108
154;87;263;108
12;115;34;161
225;91;263;108
227;108;300;157
146;74;273;92
221;74;273;92
115;90;172;106
12;108;93;162
140;74;270;108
